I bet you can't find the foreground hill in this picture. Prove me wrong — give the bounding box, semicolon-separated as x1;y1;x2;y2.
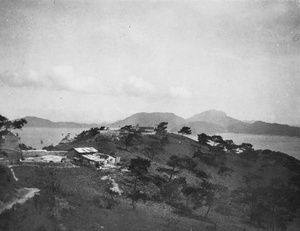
22;116;103;128
108;112;185;129
2;129;300;231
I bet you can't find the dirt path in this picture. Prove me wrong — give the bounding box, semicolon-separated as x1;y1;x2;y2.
0;188;40;215
8;165;18;181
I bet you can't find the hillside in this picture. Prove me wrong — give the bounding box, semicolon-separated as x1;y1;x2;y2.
22;116;103;128
108;112;185;129
228;121;300;137
1;130;300;231
187;109;242;128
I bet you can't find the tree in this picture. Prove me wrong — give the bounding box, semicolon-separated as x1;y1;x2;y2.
155;122;168;137
166;155;181;181
0;115;27;136
197;133;211;146
145;141;164;161
239;143;254;152
223;139;237;152
200;181;223;217
210;135;224;147
178;126;192;136
242;178;300;230
161;177;187;203
181;186;203;209
124;131;142;151
128;158;151;192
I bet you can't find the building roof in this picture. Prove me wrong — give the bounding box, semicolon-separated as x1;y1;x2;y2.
82;153;115;162
73;147;98;154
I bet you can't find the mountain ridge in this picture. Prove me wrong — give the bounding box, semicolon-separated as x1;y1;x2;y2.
186;109;242;128
108;112;185;128
20;110;300;137
22;116;103;128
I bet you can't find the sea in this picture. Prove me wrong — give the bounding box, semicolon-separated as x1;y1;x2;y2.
17;127;90;150
16;127;300;160
189;133;300;160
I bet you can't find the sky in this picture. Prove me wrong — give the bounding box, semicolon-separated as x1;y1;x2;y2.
0;0;300;124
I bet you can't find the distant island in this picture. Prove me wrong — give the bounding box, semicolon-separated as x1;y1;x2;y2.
22;116;105;129
22;110;300;138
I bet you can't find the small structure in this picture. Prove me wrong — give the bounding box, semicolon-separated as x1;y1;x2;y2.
67;147;120;168
139;126;155;134
67;147;98;159
119;124;155;135
80;153;119;168
0;132;22;164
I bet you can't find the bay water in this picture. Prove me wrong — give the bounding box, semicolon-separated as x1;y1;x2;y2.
17;128;300;160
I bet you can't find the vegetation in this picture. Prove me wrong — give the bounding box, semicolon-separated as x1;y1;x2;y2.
197;133;211;146
0;114;27;135
178;126;192;136
240;178;300;230
154;122;168;136
1;126;300;231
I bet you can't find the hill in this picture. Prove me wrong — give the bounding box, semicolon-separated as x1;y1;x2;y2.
228;121;300;137
186;109;242;128
2;129;300;231
22;116;103;128
108;112;185;129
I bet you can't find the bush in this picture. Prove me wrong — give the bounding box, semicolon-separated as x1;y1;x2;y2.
91;195;119;209
193;170;209;179
169;201;193;216
215;203;232;216
217;166;234;177
239;150;258;162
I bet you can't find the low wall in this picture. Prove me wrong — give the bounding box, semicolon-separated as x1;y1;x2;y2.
22;150;67;157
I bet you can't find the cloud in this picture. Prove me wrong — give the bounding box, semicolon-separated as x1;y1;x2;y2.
46;65;99;92
0;69;193;101
120;76;156;97
0;70;41;87
0;65;102;93
168;86;192;99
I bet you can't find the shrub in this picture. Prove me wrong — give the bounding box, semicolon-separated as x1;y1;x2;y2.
92;195;119;209
193;170;209;179
239;150;259;162
169;201;193;216
217;166;234;177
215;203;232;216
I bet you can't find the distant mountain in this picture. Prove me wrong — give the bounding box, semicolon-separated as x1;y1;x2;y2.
22;111;300;138
186;110;242;128
108;112;185;129
23;116;103;128
228;121;300;137
171;121;225;135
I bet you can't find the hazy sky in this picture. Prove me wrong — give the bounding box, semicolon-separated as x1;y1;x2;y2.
0;0;300;124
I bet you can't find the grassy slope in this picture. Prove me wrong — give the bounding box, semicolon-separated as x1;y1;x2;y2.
3;165;209;231
1;132;300;231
